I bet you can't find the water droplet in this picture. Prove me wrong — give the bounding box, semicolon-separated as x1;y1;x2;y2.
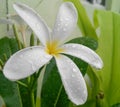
63;28;66;31
75;89;78;93
66;59;71;63
56;28;60;31
79;99;84;103
20;54;23;58
36;23;40;29
72;45;76;48
28;60;36;71
72;74;75;77
81;46;85;49
73;68;77;72
70;62;73;65
27;54;32;57
83;90;86;94
65;23;68;27
77;87;80;90
60;18;63;22
45;55;50;59
58;23;61;26
32;63;36;71
65;18;69;21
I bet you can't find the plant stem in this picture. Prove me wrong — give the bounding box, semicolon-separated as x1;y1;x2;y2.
30;32;35;46
30;90;35;107
54;85;63;107
28;77;35;107
12;24;22;49
36;66;46;107
21;30;26;48
0;59;4;68
16;81;28;88
6;0;9;31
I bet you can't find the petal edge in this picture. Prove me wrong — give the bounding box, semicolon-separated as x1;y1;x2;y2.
55;55;87;105
13;3;50;46
3;46;52;81
61;43;103;69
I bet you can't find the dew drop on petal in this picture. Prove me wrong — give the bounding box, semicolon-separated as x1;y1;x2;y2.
28;60;36;71
83;90;86;94
31;63;36;71
65;17;69;21
44;55;51;60
72;74;75;77
58;23;61;26
79;99;84;103
63;28;66;32
65;23;68;27
72;45;76;48
36;23;42;31
56;28;60;31
19;54;23;58
73;68;77;72
70;62;73;65
60;18;63;22
32;65;36;71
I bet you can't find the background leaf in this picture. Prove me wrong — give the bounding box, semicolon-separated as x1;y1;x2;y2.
111;0;120;13
0;37;19;62
41;58;70;107
0;73;22;107
0;37;22;107
0;95;6;107
93;10;120;107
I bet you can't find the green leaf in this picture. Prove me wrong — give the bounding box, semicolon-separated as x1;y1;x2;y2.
111;0;120;13
68;37;98;50
112;103;120;107
0;73;22;107
0;37;22;107
105;0;112;10
93;10;120;106
0;37;19;62
41;58;70;107
64;0;97;40
0;95;6;107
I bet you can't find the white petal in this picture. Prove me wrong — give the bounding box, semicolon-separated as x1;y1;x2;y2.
3;46;52;81
13;3;50;46
55;55;87;105
61;43;103;69
52;2;78;44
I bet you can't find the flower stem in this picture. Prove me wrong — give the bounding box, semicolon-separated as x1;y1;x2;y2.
30;32;35;46
28;77;35;107
36;66;46;107
16;81;28;88
30;90;35;107
21;30;26;48
0;59;4;68
12;24;22;49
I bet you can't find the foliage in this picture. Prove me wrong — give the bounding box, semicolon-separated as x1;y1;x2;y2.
0;0;120;107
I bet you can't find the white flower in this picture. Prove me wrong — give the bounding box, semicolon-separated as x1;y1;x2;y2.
3;2;103;105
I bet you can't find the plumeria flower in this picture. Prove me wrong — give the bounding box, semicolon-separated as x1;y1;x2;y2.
3;2;103;105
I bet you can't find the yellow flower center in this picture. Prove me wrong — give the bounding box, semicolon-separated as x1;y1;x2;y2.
46;41;64;56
